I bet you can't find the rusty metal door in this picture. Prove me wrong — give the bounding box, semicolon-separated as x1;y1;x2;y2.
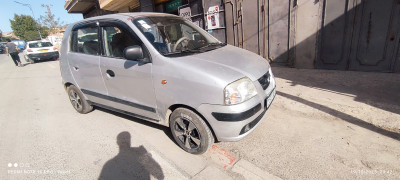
348;0;400;72
316;0;356;70
224;0;295;65
317;0;400;72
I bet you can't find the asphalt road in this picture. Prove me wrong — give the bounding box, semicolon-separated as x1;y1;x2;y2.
0;54;269;180
0;53;399;180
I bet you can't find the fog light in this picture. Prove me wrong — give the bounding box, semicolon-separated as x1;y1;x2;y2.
244;124;250;133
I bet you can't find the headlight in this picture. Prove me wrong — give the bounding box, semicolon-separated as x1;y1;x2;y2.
224;77;257;105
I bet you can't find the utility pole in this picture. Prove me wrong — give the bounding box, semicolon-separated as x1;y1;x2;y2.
14;1;42;40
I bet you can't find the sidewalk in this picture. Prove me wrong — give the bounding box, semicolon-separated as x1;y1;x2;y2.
218;66;400;179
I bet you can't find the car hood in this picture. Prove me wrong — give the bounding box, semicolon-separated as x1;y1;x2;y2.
173;45;270;82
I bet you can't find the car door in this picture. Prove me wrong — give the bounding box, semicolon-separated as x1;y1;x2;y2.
98;20;159;122
68;22;109;105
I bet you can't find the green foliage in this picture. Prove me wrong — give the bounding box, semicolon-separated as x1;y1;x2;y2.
10;14;36;38
23;27;48;41
23;31;39;41
9;14;49;41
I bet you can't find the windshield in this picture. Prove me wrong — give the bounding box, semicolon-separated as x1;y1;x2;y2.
29;42;53;48
133;16;225;56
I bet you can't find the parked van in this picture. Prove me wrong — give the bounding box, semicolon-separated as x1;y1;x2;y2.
60;13;276;154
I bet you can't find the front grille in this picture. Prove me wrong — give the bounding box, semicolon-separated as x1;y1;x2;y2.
258;71;270;90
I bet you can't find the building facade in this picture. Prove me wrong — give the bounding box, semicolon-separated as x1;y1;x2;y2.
65;0;400;72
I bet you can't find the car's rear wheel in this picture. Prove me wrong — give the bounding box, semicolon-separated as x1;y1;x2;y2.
24;56;33;63
66;85;93;114
169;108;214;154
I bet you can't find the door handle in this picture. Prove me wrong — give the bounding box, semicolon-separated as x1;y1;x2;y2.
73;66;79;71
106;69;115;78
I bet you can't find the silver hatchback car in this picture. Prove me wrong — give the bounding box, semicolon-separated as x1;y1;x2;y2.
60;13;276;154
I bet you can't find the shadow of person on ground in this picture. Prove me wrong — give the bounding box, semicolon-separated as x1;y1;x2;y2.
98;131;165;180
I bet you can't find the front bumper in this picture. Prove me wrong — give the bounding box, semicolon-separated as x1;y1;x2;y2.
197;72;276;141
27;51;59;61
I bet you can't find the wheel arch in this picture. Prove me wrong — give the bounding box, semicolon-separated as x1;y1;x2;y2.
64;82;74;90
167;104;218;142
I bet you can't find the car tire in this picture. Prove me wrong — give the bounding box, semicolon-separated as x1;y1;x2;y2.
27;57;35;64
169;108;214;154
24;56;31;63
66;85;93;114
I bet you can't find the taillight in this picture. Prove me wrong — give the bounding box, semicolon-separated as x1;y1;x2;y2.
27;49;33;52
53;47;57;51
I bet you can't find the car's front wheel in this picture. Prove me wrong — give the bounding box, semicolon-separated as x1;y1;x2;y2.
169;108;214;154
66;85;93;114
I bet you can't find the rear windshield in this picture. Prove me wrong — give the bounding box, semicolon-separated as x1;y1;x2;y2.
12;40;25;45
29;42;53;48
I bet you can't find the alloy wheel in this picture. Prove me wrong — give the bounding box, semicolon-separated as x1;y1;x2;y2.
69;89;83;112
173;117;201;150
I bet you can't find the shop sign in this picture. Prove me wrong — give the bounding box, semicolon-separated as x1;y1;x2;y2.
207;5;220;30
179;6;192;21
166;0;182;12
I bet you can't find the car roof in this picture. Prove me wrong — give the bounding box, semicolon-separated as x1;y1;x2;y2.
72;12;179;25
27;40;52;44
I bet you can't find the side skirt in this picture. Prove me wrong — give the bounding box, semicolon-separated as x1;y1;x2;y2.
88;101;160;123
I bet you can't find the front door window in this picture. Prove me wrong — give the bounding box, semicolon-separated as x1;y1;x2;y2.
102;26;140;58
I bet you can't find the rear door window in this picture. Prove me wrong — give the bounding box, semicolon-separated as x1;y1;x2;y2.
71;26;99;55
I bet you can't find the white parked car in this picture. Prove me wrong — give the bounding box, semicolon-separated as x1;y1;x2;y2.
23;40;59;63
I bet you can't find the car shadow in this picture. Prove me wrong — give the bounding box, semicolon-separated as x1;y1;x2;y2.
94;107;176;145
98;131;165;180
20;63;30;67
27;59;59;64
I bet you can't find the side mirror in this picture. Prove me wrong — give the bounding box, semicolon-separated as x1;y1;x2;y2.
123;45;145;61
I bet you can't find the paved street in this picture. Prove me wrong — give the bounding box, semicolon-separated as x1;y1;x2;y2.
0;54;399;180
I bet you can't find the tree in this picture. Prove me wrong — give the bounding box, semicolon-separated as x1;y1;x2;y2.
23;27;49;41
40;4;62;34
9;14;48;41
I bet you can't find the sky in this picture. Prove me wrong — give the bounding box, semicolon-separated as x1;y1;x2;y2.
0;0;83;32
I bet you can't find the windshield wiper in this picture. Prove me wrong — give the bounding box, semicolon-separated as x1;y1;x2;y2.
196;42;226;51
163;49;202;56
163;43;226;56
